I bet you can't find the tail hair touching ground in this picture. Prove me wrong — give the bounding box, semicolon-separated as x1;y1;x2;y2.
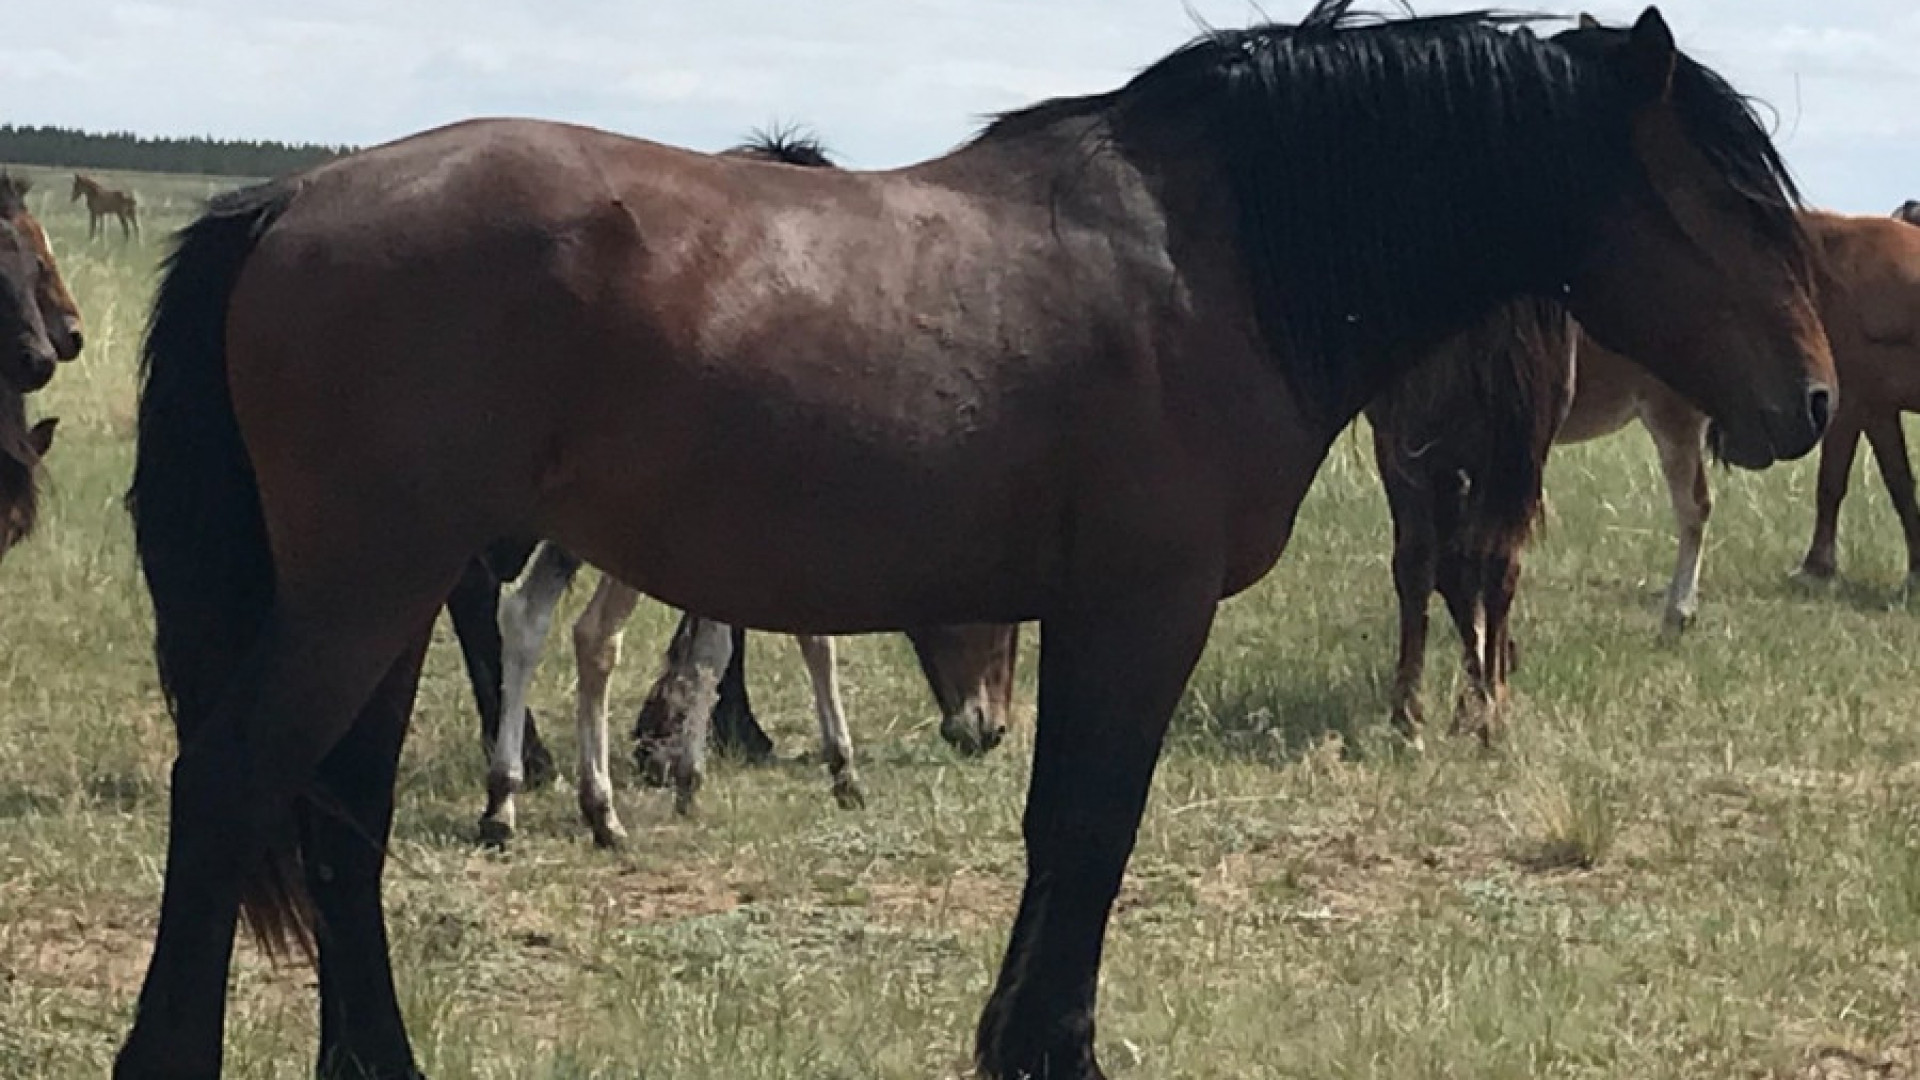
126;179;310;956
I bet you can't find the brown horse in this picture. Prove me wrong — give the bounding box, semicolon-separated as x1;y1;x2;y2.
1371;300;1575;746
1797;210;1920;587
119;8;1832;1078
1378;207;1920;741
71;172;139;241
1374;319;1735;744
0;174;84;393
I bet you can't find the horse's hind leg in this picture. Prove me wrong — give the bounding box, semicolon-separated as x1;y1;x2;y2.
1648;410;1712;631
711;624;777;761
1437;550;1492;740
1864;414;1920;594
1380;465;1438;747
571;575;641;847
795;634;864;809
116;602;445;1080
479;541;581;843
1473;548;1523;745
446;558;554;789
307;632;431;1080
1802;411;1864;580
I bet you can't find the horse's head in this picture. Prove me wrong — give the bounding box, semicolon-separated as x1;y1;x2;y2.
1894;200;1920;227
1555;9;1832;470
70;174;86;202
907;624;1020;756
0;174;83;393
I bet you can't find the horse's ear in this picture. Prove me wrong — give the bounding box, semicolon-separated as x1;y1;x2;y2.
1624;7;1678;102
1577;12;1602;30
28;417;56;458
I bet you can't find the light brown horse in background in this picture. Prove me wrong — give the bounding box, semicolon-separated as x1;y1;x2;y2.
1797;210;1920;588
71;173;139;240
117;9;1834;1079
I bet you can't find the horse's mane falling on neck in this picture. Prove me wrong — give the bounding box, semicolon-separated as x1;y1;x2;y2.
973;0;1804;423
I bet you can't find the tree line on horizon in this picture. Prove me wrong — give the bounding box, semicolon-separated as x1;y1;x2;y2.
0;124;352;179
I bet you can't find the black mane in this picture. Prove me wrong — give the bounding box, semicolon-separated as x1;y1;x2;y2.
727;125;837;168
977;0;1807;421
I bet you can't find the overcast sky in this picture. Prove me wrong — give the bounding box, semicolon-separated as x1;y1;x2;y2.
5;1;1916;212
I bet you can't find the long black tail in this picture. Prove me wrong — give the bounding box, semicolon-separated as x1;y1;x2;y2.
126;179;302;954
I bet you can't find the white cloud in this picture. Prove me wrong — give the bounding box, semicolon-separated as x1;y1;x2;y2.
1;0;1914;210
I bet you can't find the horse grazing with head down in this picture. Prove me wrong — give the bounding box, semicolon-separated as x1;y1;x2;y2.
71;173;139;241
120;6;1831;1078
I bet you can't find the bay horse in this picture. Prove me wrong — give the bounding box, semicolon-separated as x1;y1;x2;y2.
120;7;1833;1079
0;174;85;393
1375;319;1726;744
71;172;140;241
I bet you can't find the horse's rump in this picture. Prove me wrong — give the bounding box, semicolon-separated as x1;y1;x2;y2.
1368;300;1573;555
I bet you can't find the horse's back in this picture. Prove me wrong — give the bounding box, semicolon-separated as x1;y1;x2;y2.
215;118;1184;631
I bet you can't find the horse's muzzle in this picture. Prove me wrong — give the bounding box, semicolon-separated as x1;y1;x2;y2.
5;347;56;393
52;316;83;361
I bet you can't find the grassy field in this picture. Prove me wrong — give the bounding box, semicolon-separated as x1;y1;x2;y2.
4;164;1920;1079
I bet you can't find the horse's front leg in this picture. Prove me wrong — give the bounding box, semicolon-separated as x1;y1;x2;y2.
975;574;1217;1080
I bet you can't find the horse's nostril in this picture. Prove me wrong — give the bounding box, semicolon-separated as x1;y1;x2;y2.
1808;386;1833;433
65;328;83;357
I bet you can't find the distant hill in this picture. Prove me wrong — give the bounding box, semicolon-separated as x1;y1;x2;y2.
0;124;352;179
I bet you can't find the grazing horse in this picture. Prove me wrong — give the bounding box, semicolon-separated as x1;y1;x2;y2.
0;174;85;393
119;7;1833;1079
483;540;1017;843
71;173;139;241
1372;300;1575;746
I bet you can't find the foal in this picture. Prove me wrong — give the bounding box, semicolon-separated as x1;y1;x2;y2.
71;173;139;241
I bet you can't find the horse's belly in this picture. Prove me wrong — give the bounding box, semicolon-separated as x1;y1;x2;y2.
537;425;1057;634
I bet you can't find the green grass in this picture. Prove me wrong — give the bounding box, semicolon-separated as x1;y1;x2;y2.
4;166;1920;1078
